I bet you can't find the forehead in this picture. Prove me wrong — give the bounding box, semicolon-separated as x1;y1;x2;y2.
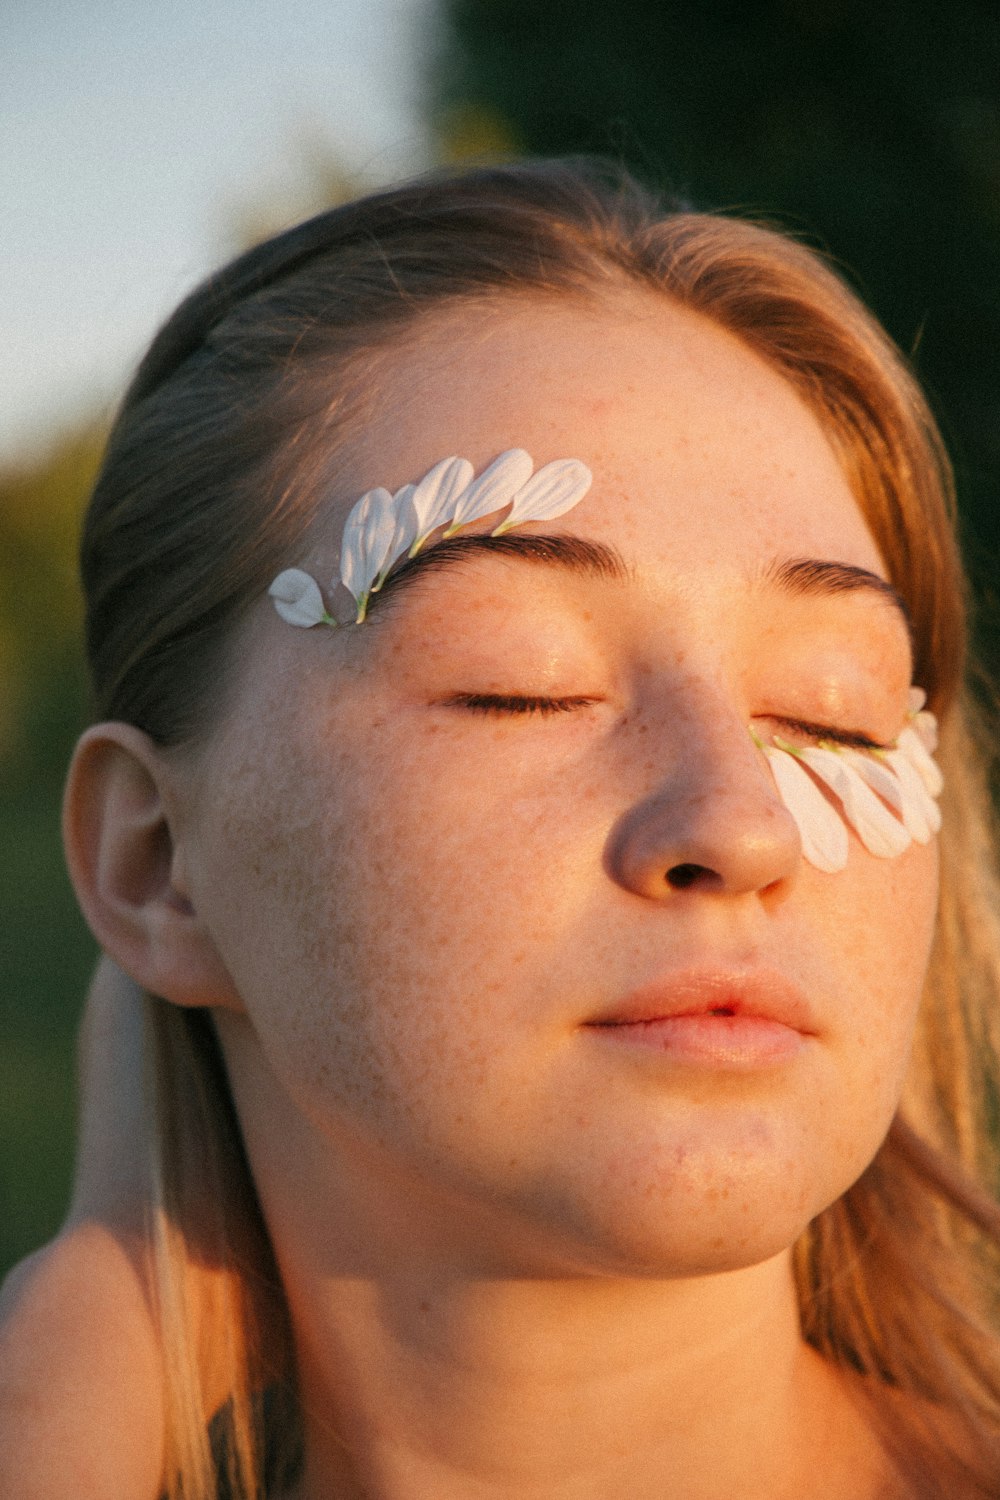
334;288;885;582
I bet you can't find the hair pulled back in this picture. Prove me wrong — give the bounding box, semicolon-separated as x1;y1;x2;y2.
79;158;1000;1499
84;158;963;745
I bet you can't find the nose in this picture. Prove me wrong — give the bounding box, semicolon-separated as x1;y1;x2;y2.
606;706;803;900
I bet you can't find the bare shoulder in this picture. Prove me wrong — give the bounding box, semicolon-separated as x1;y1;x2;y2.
0;1221;164;1499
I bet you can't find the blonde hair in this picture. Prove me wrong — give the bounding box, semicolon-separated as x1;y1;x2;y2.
80;159;1000;1497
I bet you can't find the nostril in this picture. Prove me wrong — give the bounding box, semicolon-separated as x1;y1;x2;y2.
666;862;708;889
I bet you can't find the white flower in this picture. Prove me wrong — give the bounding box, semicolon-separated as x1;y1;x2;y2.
907;685;939;752
492;459;593;534
408;457;475;554
268;568;331;628
895;723;944;798
795;744;912;858
840;747;936;843
270;449;594;630
877;746;942;838
443;449;535;535
763;745;849;872
762;700;943;874
340;486;398;621
373;484;419;592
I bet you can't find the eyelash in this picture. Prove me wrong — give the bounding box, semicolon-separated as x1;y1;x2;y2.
445;693;599;716
772;717;888;751
446;696;888;748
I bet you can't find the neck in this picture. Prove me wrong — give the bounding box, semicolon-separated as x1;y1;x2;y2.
217;1016;890;1500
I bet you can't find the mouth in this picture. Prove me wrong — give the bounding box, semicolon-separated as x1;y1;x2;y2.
583;969;818;1069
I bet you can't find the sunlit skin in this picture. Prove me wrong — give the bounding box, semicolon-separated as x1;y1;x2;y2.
122;288;936;1497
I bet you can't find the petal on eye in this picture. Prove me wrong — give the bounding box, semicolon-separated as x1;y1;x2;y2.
911;709;939;754
880;747;942;838
764;746;850;873
492;459;593;534
268;568;329;628
798;746;911;858
841;748;934;843
409;456;475;553
340;486;396;608
444;449;535;535
895;724;944;798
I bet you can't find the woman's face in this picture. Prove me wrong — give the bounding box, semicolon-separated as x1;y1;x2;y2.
174;288;938;1277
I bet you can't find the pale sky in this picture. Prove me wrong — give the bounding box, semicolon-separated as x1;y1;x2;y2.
1;0;435;463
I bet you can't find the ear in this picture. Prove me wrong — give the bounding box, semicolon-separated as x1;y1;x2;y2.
63;723;243;1012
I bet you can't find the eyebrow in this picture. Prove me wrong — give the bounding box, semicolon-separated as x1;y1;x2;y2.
373;531;631;609
761;557;914;639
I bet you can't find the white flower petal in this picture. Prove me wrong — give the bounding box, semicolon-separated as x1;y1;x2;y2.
895;724;944;798
409;457;475;552
911;709;939;753
268;568;328;628
881;747;942;837
842;748;933;843
908;686;927;715
492;459;593;534
340;486;396;603
799;746;911;858
372;484;418;591
444;449;535;534
764;746;849;873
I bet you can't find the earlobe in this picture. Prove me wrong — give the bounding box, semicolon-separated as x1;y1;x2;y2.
62;723;243;1012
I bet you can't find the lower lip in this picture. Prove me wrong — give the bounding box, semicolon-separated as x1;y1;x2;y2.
586;1014;808;1068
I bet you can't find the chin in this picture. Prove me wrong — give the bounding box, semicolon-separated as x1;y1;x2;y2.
561;1195;816;1281
538;1130;882;1282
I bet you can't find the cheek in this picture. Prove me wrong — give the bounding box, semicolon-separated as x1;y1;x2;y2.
809;839;938;1116
189;712;578;1150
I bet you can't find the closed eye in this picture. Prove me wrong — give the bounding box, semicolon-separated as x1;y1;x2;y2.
443;693;601;716
767;716;890;751
443;698;890;746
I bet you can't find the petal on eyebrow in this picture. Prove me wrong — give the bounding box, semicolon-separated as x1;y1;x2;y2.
409;456;475;554
493;459;593;534
268;568;329;627
340;486;397;602
375;485;419;589
444;449;535;535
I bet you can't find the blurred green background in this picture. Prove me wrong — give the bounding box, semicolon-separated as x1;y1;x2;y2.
3;0;999;1278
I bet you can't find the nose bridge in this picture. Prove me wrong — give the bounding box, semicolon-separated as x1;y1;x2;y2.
607;673;802;899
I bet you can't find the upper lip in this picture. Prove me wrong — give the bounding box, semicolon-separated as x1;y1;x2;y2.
585;968;820;1035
